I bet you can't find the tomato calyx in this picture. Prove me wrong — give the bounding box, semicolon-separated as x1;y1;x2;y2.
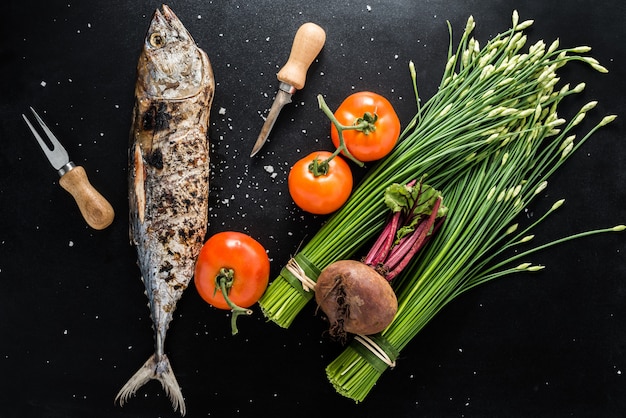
308;157;330;177
354;111;378;135
214;267;253;335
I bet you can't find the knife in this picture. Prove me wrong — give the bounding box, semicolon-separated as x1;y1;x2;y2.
22;107;115;230
250;22;326;157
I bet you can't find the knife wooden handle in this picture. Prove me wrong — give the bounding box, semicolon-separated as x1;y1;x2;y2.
277;22;326;90
59;166;115;230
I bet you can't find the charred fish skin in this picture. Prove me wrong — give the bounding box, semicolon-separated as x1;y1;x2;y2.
116;5;214;416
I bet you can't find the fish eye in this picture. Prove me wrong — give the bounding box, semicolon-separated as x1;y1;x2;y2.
149;32;165;48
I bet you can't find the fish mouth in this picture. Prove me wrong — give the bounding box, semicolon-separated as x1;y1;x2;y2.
148;4;194;45
159;4;182;29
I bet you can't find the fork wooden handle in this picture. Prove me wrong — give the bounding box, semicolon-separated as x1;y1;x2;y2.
59;166;115;230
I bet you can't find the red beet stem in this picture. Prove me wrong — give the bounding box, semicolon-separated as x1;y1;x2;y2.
384;215;431;271
362;177;445;282
363;211;401;266
384;196;442;280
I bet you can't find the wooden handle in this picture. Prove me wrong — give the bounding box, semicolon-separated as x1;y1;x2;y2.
59;166;115;230
276;22;326;90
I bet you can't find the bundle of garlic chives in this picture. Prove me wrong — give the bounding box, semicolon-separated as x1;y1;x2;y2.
323;13;621;401
258;11;617;332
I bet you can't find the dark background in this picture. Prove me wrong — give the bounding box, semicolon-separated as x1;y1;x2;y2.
1;1;625;417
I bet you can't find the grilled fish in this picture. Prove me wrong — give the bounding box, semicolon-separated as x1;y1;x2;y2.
115;5;214;415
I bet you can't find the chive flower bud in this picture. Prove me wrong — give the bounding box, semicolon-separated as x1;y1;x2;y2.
599;115;617;127
591;63;609;73
501;152;510;166
559;83;571;95
534;181;548;195
529;40;546;56
551;199;565;211
559;135;576;151
506;224;519;235
547;38;560;54
548;118;567;127
464;15;476;35
516;19;534;30
519;235;535;243
439;103;453;117
571;113;586;127
580;101;598;112
445;55;456;74
511;10;519;28
560;142;574;159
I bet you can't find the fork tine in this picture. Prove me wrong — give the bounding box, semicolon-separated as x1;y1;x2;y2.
22;112;54;157
28;107;65;151
22;107;70;171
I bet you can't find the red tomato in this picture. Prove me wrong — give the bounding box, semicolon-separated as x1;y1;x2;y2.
194;231;270;311
331;91;400;162
288;151;353;215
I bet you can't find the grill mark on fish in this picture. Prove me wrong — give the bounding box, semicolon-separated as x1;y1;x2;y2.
142;102;172;132
145;147;164;169
115;5;214;416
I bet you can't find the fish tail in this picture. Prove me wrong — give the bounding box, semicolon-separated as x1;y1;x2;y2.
115;353;186;416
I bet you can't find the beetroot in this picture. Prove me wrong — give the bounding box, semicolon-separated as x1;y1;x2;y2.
315;260;397;341
314;180;446;342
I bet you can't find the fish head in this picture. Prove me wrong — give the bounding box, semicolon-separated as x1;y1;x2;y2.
138;5;207;100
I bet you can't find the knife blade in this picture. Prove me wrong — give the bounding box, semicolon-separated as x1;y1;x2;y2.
250;22;326;157
22;107;115;230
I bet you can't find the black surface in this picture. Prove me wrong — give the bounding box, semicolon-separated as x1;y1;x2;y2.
1;1;625;417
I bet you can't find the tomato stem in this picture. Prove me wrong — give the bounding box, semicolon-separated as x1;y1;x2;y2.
215;267;253;335
317;94;365;167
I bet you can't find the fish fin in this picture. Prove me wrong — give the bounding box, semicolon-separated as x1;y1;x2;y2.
115;353;186;416
133;143;146;223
